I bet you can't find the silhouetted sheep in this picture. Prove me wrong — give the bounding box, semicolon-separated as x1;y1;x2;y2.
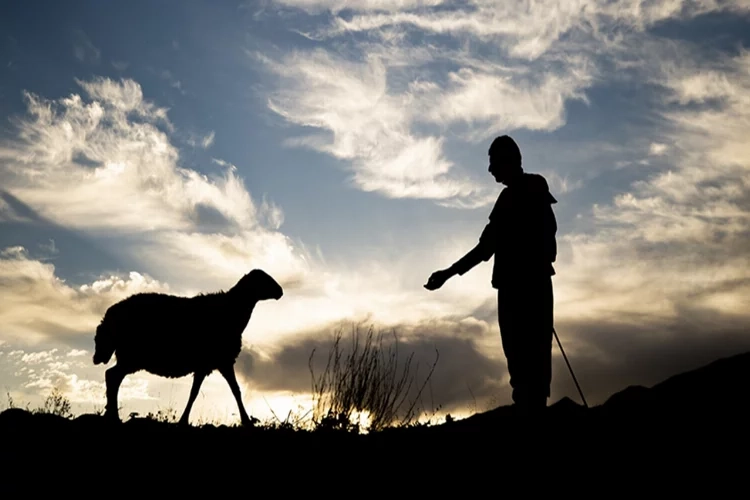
93;269;283;426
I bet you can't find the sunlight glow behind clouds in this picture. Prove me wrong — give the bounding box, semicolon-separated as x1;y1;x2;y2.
0;246;169;346
0;74;505;421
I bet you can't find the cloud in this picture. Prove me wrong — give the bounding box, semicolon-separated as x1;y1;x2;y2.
256;49;494;207
236;318;509;417
253;38;593;207
112;61;129;71
586;49;750;252
311;0;750;59
248;26;750;410
0;74;509;412
4;5;750;422
0;194;31;223
37;238;59;258
72;29;100;64
0;76;504;358
544;45;750;389
0;245;170;347
1;346;154;406
0;234;508;420
550;310;750;406
261;1;716;206
248;5;750;413
254;1;750;368
412;58;595;142
236;305;750;412
237;281;750;412
256;0;750;210
201;131;215;149
273;0;446;14
0;77;314;293
158;69;186;95
186;130;216;150
649;143;668;156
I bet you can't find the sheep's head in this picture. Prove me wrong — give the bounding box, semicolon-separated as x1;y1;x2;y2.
236;269;284;301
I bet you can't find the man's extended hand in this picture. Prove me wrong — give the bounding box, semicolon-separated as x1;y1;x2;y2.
424;268;454;291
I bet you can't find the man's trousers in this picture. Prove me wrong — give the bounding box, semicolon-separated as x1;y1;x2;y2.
496;273;554;408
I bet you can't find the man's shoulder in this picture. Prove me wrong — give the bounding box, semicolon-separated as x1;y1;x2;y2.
522;172;557;204
488;190;505;220
522;172;550;189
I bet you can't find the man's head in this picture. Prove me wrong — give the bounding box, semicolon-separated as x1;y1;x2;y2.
488;135;522;185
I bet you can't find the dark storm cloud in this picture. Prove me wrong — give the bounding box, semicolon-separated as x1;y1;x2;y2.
551;306;750;406
237;294;750;415
237;316;510;417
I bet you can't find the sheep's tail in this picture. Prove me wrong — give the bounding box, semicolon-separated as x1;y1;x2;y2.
93;318;116;365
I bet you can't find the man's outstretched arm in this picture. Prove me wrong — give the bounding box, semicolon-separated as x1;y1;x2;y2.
450;222;495;275
425;222;495;290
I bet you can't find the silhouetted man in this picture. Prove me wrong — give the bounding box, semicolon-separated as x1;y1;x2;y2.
425;135;557;414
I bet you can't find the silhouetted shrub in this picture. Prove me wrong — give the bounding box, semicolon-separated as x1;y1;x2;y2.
7;387;74;419
308;324;439;433
37;387;72;419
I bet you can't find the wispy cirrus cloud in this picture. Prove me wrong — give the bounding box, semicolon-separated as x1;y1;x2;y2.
255;49;496;207
257;0;750;209
272;0;446;14
0;77;311;294
253;41;593;207
72;29;100;64
314;0;750;59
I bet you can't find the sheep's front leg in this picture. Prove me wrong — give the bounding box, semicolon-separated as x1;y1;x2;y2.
105;364;128;421
179;372;207;426
219;364;252;426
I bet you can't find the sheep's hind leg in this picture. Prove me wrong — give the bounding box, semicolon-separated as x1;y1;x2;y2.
105;364;129;422
179;372;207;426
219;365;253;426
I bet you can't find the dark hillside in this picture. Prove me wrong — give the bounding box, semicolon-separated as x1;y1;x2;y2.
2;351;748;484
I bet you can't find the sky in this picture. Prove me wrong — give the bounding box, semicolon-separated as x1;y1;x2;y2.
1;0;749;425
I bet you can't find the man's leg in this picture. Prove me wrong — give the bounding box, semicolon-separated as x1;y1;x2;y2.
498;284;526;406
522;274;554;408
498;275;553;410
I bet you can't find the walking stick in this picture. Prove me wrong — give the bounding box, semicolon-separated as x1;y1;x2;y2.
553;326;588;408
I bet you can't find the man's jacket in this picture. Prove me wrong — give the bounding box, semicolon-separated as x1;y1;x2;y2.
452;172;558;288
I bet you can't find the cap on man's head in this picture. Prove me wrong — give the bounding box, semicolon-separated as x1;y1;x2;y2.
489;135;522;165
